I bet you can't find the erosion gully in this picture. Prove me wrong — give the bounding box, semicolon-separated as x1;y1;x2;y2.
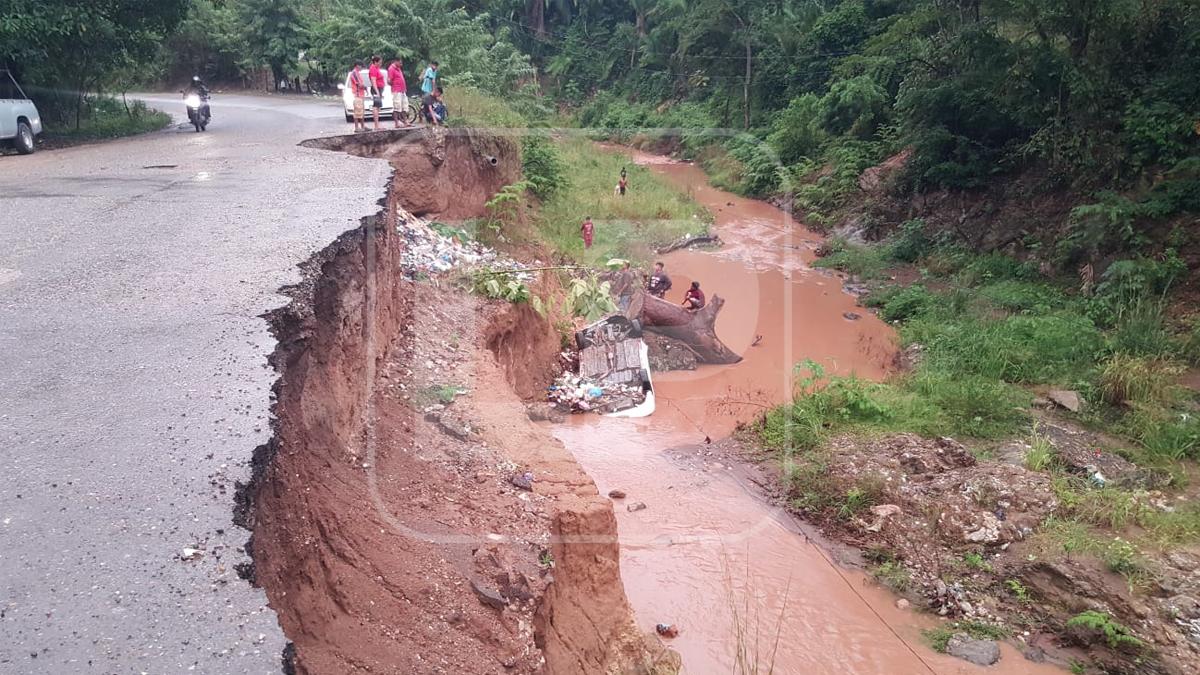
553;152;1060;674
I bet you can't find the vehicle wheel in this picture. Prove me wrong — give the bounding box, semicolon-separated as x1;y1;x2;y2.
345;112;353;123
14;121;35;154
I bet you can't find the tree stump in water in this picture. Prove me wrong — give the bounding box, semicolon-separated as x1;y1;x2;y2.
632;290;742;365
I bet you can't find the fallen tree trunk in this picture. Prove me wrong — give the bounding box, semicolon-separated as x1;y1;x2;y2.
656;233;722;254
632;290;742;364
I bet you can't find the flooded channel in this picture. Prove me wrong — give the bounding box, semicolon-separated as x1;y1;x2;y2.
553;153;1061;674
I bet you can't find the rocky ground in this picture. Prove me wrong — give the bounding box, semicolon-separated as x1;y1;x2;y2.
712;419;1200;674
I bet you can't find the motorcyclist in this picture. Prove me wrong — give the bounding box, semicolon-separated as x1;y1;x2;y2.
185;75;210;97
184;76;211;120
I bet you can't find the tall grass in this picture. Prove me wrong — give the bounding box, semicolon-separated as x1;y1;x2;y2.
534;137;711;263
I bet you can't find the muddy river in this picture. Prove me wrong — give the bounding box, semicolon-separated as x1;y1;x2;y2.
554;153;1060;674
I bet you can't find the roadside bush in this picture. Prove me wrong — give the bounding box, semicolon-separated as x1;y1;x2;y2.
1065;611;1143;651
1120;407;1200;461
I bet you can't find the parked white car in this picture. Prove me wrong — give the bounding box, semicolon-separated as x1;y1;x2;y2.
1;70;42;154
338;76;418;123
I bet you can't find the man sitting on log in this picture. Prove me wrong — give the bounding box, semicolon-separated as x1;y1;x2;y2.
682;281;706;311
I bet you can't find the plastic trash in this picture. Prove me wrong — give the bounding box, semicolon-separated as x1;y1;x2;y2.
587;386;603;398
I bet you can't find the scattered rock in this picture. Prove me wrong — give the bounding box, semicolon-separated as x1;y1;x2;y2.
525;404;566;424
895;599;911;610
607;489;627;499
655;623;679;638
470;579;507;610
1024;646;1046;663
843;312;861;321
1047;389;1084;413
180;547;203;561
509;472;534;491
626;502;647;513
871;504;902;518
945;634;1001;666
433;414;472;440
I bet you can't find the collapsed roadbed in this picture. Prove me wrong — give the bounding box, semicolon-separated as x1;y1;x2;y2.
234;129;674;673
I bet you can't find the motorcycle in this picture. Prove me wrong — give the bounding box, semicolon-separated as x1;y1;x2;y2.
184;92;210;132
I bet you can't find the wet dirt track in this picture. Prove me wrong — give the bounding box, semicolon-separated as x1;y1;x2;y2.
0;94;389;673
555;154;1063;674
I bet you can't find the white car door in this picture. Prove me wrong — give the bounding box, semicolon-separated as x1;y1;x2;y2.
0;72;18;139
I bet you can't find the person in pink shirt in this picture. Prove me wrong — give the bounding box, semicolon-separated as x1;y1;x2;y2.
367;55;385;130
387;58;410;127
580;216;594;249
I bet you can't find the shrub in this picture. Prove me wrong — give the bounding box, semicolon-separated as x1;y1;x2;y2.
1025;425;1059;471
887;219;931;263
875;285;934;322
1065;611;1143;651
1106;299;1176;358
907;371;1031;438
522;136;568;199
767;94;825;164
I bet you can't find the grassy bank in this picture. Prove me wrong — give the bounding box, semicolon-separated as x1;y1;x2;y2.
756;224;1200;669
450;88;711;266
38;96;170;145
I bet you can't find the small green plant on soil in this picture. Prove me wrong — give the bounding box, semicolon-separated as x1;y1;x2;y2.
1005;579;1031;604
538;549;554;568
962;552;992;572
922;620;1008;652
416;384;466;407
471;271;531;304
1025;424;1059;472
923;626;954;653
1070;659;1088;675
871;560;911;592
1103;538;1140;575
1065;610;1144;650
484;180;533;231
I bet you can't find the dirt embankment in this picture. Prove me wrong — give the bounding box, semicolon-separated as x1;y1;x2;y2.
235;130;670;674
301;128;521;219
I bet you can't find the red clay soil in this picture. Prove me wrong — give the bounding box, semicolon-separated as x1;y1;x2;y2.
301;127;521;219
235;140;673;674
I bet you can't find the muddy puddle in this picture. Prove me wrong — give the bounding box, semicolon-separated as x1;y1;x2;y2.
553;153;1061;674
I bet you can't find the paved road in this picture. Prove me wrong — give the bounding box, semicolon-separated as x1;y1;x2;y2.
0;94;389;673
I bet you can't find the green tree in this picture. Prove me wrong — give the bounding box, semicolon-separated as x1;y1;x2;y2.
237;0;308;89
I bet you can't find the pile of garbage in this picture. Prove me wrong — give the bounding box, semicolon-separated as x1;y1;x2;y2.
546;372;646;414
396;209;527;280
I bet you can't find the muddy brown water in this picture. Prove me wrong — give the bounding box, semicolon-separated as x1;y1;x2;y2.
554;152;1062;674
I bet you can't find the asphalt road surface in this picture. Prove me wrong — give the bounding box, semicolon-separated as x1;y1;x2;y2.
1;93;390;673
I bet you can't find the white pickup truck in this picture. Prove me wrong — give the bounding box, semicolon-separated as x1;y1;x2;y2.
1;70;42;154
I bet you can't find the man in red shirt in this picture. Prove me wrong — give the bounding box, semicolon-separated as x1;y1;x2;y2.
682;281;706;311
367;55;385;130
387;58;409;128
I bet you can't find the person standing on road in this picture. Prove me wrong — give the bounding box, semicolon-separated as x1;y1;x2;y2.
646;261;672;298
345;59;369;132
421;61;439;96
368;55;385;131
387;58;409;127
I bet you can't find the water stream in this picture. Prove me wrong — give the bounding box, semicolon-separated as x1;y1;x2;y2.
553;152;1062;674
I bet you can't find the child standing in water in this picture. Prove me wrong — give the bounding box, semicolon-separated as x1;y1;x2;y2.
580;216;594;249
